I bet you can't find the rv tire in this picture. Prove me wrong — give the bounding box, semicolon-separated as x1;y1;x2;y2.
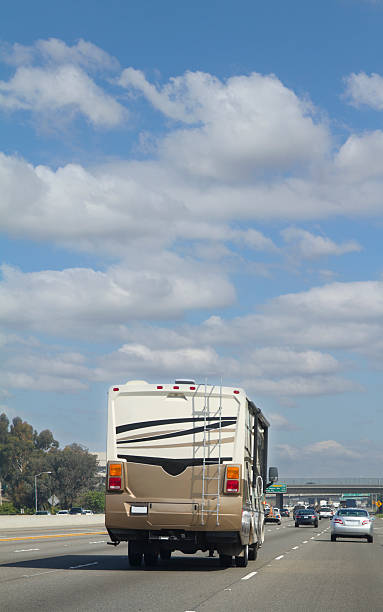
219;554;232;567
128;541;143;567
235;545;248;568
160;550;172;560
248;544;257;561
144;549;159;567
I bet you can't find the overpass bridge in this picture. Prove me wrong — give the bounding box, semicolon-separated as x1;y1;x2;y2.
281;478;383;496
266;478;383;508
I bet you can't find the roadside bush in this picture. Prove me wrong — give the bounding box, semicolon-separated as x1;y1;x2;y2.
0;501;18;514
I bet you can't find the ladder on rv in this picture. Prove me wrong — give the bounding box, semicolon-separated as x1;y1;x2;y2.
193;380;223;526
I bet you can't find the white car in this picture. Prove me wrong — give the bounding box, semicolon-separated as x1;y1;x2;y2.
319;507;333;519
82;509;93;515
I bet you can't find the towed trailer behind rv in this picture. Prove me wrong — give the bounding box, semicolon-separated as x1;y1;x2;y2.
105;380;277;568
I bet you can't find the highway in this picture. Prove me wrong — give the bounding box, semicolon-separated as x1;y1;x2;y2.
1;517;382;611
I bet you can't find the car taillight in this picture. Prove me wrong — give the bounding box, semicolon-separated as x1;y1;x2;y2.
108;477;121;490
362;520;370;525
334;518;343;524
224;465;240;494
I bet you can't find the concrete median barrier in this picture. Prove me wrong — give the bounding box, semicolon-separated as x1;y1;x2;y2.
0;514;105;530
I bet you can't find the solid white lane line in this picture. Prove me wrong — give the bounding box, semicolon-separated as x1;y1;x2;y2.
242;571;257;580
275;555;284;560
69;561;98;569
14;548;40;552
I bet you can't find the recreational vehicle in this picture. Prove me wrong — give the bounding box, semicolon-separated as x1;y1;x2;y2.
105;380;277;568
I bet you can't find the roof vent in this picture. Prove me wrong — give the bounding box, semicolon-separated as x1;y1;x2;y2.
174;379;196;385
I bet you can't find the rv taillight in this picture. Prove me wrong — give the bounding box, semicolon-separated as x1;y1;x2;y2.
226;479;239;493
108;462;123;491
108;477;121;490
224;464;240;494
226;466;239;479
109;464;122;476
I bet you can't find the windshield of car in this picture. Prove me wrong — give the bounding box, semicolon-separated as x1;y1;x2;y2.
297;509;312;514
321;507;331;511
338;509;368;517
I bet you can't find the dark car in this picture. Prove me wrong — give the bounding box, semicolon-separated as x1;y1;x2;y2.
69;507;84;515
295;508;319;527
280;508;290;517
293;505;305;519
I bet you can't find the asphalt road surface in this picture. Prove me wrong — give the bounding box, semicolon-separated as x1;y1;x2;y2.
1;517;382;611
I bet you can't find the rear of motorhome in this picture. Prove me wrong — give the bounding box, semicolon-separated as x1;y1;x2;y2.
105;380;277;567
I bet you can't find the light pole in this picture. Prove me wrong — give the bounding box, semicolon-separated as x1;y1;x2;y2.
34;472;52;513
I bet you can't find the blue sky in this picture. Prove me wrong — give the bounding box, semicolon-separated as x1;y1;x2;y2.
1;0;383;477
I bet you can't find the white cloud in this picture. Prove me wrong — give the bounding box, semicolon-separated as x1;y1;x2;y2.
281;227;361;259
119;69;330;180
0;261;235;338
335;130;383;180
0;65;125;127
345;72;383;110
267;413;297;430
303;440;361;459
0;340;91;393
243;375;361;397
2;38;119;72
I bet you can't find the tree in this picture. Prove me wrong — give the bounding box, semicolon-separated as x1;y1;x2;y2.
48;444;98;508
80;490;105;513
35;429;59;451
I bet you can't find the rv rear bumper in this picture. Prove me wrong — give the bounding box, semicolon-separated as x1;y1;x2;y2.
107;528;242;555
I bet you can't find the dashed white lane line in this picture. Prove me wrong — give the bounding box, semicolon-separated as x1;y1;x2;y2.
89;540;106;544
23;569;61;578
242;571;258;580
275;555;284;560
14;548;40;552
292;546;299;550
302;540;308;544
69;562;98;569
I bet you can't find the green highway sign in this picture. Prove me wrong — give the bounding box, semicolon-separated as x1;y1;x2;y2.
266;483;287;493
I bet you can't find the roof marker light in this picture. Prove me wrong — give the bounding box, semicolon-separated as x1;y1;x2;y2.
190;386;196;390
113;387;119;392
157;385;163;389
173;385;179;389
233;390;239;394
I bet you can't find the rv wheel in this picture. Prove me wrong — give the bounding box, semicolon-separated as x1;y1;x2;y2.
235;545;248;568
219;554;232;567
160;549;172;560
144;550;159;567
128;541;143;567
248;544;258;561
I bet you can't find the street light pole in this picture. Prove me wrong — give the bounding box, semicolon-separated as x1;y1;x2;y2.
34;472;52;513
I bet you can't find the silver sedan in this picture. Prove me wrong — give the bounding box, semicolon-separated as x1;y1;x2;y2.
331;508;374;542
